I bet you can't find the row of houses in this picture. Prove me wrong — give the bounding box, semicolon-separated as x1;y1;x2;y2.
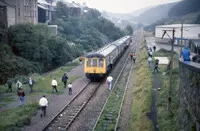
0;0;85;28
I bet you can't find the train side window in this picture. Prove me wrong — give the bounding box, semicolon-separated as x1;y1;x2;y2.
99;59;104;67
87;59;91;67
93;59;97;67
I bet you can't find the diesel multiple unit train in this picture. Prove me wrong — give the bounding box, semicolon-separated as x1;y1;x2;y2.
84;36;132;80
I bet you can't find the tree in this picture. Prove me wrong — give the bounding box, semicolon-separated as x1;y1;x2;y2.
125;25;133;35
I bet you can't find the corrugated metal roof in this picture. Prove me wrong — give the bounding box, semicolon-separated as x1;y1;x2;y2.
156;24;200;28
38;4;48;10
38;0;51;5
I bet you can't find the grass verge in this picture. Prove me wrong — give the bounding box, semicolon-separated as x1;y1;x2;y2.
155;51;179;131
128;49;153;131
0;101;38;131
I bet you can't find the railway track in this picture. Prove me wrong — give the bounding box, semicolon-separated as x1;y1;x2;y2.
42;82;101;131
92;48;134;131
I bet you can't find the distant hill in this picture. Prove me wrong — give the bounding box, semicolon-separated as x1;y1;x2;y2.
101;2;179;27
168;0;200;17
132;2;178;25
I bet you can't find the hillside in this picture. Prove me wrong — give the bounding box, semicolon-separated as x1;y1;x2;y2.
132;2;178;25
101;2;178;27
168;0;200;17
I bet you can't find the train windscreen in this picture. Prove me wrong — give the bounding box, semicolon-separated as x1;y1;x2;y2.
87;59;92;67
99;59;104;67
92;59;98;67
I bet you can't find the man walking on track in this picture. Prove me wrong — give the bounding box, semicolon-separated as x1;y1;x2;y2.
51;78;58;93
106;75;113;90
62;73;68;88
39;95;48;117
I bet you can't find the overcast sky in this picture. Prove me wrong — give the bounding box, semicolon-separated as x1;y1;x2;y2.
64;0;181;13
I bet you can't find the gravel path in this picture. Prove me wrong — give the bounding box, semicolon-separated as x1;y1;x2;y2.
21;64;91;131
146;73;160;131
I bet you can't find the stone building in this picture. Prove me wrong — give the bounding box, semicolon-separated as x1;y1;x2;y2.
0;0;16;27
0;0;38;27
15;0;38;24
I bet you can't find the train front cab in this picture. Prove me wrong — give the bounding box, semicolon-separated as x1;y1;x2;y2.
84;56;107;81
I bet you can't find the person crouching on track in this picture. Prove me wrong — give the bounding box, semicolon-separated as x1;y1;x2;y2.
68;83;72;95
39;95;48;117
51;78;58;93
106;75;113;90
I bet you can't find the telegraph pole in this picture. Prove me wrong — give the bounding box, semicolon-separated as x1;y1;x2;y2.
180;21;183;58
168;28;175;116
161;28;175;116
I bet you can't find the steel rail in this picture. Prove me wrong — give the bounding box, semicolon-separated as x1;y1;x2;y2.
63;83;101;130
114;35;140;130
42;82;91;131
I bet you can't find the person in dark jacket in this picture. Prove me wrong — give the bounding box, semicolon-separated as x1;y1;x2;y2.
182;46;190;61
18;88;25;107
153;59;159;73
7;79;12;92
153;45;156;52
62;73;68;88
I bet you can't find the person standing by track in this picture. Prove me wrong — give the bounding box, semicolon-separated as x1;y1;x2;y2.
18;88;25;107
79;56;83;64
62;73;68;88
16;80;22;92
39;95;48;117
7;79;12;92
51;78;58;93
28;77;34;93
106;75;113;90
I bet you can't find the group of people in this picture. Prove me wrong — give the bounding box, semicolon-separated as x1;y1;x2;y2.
6;73;73;117
6;78;35;107
147;46;159;73
130;52;136;63
7;77;34;93
51;73;72;95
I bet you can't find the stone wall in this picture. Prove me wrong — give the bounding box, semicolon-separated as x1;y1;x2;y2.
179;60;200;131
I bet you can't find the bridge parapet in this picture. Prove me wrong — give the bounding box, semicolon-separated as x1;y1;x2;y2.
179;59;200;131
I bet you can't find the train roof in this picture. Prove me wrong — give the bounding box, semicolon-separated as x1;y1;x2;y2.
86;36;131;58
86;53;105;58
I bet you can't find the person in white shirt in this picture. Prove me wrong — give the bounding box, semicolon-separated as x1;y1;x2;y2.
51;78;58;93
29;77;34;93
68;83;72;95
39;95;48;117
16;80;23;91
148;57;152;68
106;75;113;90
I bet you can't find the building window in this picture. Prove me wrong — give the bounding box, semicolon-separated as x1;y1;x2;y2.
18;8;20;16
